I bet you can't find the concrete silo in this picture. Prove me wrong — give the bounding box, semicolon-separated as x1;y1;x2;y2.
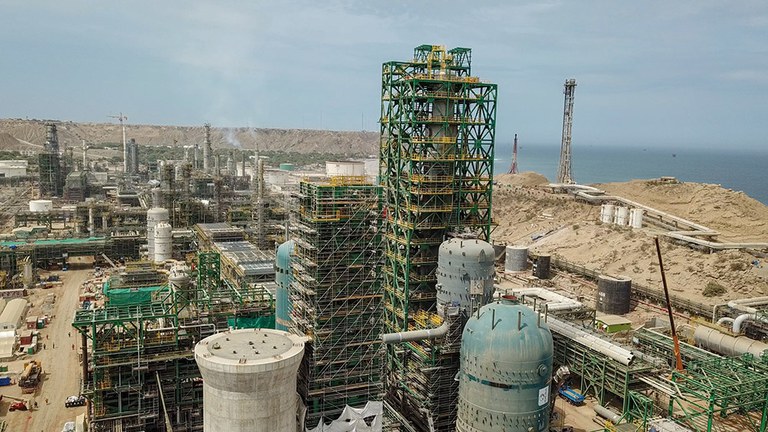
194;328;306;432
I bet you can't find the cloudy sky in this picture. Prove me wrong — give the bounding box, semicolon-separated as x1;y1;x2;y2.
1;1;766;150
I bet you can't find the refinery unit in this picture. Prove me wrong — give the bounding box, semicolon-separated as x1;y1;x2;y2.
0;44;765;432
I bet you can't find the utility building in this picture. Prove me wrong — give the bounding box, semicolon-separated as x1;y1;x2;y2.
379;44;497;430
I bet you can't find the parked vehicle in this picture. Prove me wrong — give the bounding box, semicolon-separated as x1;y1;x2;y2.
9;401;28;411
64;395;86;408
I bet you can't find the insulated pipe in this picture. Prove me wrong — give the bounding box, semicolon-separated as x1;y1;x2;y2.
381;322;449;344
694;325;768;358
733;313;768;334
500;286;584;312
546;316;634;365
594;405;621;424
716;317;734;326
728;297;768;314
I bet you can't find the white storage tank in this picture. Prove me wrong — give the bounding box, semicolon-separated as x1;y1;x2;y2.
146;207;169;258
194;328;306;432
29;200;53;213
615;206;629;226
325;160;365;177
600;204;614;224
153;222;172;264
629;208;643;229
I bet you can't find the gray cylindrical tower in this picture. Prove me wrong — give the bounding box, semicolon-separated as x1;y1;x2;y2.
203;123;213;174
275;240;295;331
195;328;305;432
504;245;528;272
457;296;553;432
436;237;495;316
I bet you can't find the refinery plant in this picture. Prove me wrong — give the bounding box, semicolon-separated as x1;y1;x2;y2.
0;44;767;432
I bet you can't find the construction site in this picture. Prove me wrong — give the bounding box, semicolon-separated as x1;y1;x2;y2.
0;43;765;432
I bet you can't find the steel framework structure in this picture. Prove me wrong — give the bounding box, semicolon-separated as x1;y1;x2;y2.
379;44;496;431
556;79;577;184
71;251;275;431
289;177;382;429
666;355;768;432
552;329;654;412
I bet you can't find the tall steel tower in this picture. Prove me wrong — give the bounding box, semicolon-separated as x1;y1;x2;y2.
203;123;212;174
380;44;497;431
108;113;128;173
556;79;577;184
39;123;63;197
508;133;519;174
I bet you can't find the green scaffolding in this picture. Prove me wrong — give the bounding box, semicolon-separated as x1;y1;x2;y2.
379;44;496;431
289;179;383;428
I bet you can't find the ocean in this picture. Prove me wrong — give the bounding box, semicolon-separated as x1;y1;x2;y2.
493;144;768;205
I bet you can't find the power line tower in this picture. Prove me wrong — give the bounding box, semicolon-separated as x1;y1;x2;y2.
556;79;576;184
507;133;519;174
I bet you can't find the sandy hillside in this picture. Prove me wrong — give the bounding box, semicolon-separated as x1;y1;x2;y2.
492;174;768;306
596;179;768;242
0;118;378;155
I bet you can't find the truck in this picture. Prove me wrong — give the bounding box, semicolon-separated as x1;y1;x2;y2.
19;360;43;393
1;394;31;411
558;385;586;405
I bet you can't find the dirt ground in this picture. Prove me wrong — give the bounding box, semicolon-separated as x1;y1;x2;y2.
1;258;91;432
492;173;768;307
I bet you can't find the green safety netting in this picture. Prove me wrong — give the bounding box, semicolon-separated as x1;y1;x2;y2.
227;315;275;329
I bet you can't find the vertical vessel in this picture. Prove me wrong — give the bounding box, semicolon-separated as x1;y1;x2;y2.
456;296;553;432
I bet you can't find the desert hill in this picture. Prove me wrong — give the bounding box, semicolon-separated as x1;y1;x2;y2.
0;118;378;156
492;174;768;305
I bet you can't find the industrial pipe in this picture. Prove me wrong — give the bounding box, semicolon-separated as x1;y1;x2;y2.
733;313;768;334
728;297;768;315
546;316;635;366
381;322;449;344
693;325;768;358
716;317;734;326
504;287;584;312
593;405;621;424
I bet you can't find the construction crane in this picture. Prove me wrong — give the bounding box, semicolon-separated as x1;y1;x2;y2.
507;133;519;174
108;112;128;174
654;237;684;371
556;79;576;184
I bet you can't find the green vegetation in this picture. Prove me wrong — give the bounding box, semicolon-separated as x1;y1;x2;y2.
729;262;746;271
703;281;727;297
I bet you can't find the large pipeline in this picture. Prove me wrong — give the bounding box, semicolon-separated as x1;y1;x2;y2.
733;313;768;334
693;325;768;358
501;286;584;312
381;322;449;344
728;297;768;314
546;316;635;366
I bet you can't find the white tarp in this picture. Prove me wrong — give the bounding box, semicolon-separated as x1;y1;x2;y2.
306;401;383;432
0;329;16;360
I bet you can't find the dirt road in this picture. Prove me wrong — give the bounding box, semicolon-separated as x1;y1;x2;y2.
2;259;91;432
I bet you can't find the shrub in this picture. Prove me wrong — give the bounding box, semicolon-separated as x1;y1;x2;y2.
703;281;727;297
729;262;746;271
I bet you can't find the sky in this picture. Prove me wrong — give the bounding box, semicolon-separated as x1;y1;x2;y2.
0;1;766;150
